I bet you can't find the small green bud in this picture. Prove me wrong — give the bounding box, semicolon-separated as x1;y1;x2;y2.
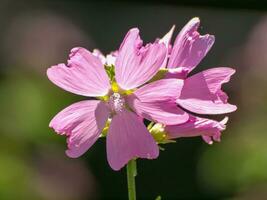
149;123;176;144
149;123;167;142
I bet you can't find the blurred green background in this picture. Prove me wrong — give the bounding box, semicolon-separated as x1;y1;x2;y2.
0;0;267;199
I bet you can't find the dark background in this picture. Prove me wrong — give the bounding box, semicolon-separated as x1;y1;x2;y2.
0;0;267;199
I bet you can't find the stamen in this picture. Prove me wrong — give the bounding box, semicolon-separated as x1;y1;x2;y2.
109;93;125;113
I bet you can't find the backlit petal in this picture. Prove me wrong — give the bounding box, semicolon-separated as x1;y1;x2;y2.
158;25;175;68
47;47;111;97
115;28;167;90
167;18;214;78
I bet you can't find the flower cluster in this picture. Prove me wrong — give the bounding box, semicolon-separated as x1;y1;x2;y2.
47;18;237;171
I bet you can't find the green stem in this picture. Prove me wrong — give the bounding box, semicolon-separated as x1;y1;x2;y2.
126;159;137;200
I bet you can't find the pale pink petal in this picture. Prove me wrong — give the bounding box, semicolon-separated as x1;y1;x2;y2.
47;47;111;97
164;67;190;79
202;135;214;145
107;110;159;170
158;25;175;68
49;100;109;158
167;18;215;78
159;25;175;47
177;67;237;114
106;51;118;66
166;116;228;144
127;79;189;125
92;49;106;65
201;117;227;143
115;28;167;90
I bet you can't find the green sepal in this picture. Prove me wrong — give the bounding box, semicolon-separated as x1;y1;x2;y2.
100;119;111;137
159;139;176;144
148;68;168;83
105;64;115;81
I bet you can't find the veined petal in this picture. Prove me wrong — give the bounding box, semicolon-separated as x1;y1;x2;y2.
49;100;109;158
127;79;189;125
167;18;215;77
107;110;159;171
166;115;228;144
47;47;111;97
177;67;237;114
159;25;175;47
130;78;184;101
158;25;175;68
115;28;167;90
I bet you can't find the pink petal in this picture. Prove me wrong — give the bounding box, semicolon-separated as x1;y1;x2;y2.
159;25;175;47
164;67;190;79
127;79;189;125
177;67;237;114
202;135;214;145
106;51;118;66
49;100;109;158
166;116;228;144
158;25;175;68
115;28;167;90
47;47;111;97
167;18;215;77
107;110;159;171
92;49;106;65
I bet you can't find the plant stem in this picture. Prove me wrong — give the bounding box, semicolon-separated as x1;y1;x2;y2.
127;159;137;200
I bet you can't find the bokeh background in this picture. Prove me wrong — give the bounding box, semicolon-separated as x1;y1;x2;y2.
0;0;267;199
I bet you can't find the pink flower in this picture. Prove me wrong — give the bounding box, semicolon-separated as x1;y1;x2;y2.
159;18;237;143
47;28;189;170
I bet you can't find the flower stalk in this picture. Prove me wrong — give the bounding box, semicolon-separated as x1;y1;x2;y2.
127;159;137;200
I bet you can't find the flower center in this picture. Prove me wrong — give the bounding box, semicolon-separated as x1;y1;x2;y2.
108;93;125;113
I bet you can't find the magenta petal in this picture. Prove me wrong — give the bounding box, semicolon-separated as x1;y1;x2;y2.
107;110;159;171
49;100;109;158
127;79;189;125
115;28;167;90
177;67;237;114
167;18;215;77
47;47;111;97
166;116;228;144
